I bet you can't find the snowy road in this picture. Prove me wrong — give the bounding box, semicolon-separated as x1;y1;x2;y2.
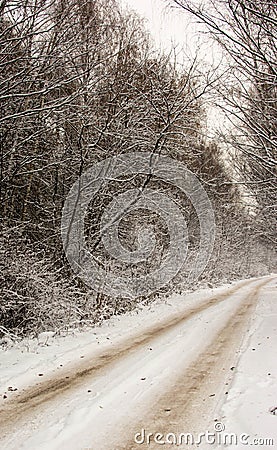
0;276;276;449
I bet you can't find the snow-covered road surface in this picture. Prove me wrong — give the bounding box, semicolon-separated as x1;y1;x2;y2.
0;276;276;449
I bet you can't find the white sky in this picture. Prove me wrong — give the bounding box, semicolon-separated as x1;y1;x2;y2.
121;0;227;136
121;0;219;67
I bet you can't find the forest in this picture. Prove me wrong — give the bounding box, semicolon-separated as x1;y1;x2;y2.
0;0;276;339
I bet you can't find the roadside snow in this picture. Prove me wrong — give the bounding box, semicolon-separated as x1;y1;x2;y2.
213;278;277;449
0;281;238;397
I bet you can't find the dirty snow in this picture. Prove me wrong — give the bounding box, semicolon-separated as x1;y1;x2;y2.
213;278;277;449
0;276;276;450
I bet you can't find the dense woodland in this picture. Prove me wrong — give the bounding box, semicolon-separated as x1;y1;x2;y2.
0;0;276;339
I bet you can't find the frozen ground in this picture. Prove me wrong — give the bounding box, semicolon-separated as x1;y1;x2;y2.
213;278;277;449
0;276;276;449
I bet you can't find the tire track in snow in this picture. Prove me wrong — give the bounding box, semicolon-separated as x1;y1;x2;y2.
119;278;272;449
0;278;261;430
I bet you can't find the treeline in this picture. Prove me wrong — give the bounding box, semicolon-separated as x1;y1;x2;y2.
0;0;273;338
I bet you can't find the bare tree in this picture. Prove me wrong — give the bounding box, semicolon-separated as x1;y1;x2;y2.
1;0;271;337
171;0;277;244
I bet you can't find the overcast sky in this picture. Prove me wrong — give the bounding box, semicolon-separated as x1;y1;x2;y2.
121;0;218;66
121;0;226;135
